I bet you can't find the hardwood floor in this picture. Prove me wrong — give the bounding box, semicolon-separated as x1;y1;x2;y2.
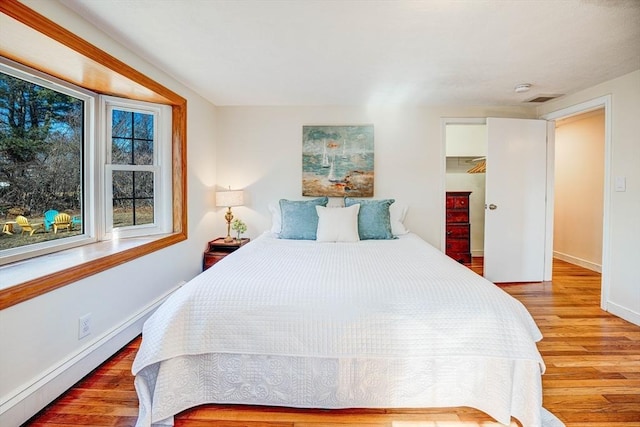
24;259;640;427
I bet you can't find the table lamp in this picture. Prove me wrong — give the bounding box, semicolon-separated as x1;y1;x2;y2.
215;188;244;242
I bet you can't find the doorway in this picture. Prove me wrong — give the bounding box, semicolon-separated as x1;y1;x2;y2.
443;101;611;308
543;95;611;310
553;109;605;276
444;122;487;270
542;95;611;311
443;118;549;281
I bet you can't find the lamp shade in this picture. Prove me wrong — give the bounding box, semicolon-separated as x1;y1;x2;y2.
216;190;244;207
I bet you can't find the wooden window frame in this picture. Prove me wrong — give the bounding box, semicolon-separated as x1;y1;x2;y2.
0;0;187;309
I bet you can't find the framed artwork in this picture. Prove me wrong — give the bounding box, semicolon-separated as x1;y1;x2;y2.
302;125;374;197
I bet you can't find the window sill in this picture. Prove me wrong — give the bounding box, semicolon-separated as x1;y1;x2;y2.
0;232;186;309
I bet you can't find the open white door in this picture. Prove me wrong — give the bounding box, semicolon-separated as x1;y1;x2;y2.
484;118;548;283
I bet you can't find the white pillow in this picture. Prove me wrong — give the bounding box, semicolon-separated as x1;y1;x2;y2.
390;201;409;235
315;204;360;242
268;201;281;234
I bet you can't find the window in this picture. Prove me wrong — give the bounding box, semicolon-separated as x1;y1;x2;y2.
0;1;187;309
0;60;95;264
0;60;172;264
103;97;172;238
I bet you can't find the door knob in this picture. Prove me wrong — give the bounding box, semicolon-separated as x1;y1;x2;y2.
488;204;497;210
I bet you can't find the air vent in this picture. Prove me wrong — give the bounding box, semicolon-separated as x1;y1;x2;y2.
525;94;563;103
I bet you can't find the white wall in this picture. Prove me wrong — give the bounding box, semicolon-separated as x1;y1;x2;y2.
538;70;640;326
554;110;604;271
215;106;534;248
445;124;487;157
0;2;219;425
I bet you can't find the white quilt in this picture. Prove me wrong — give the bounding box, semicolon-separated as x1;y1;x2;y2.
133;233;563;427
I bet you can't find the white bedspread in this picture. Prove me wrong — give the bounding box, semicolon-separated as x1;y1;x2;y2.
133;233;563;427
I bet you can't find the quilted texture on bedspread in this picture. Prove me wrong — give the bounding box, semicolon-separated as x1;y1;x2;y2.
133;233;543;370
132;233;558;427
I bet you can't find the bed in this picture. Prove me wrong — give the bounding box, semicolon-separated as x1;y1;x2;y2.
132;200;563;427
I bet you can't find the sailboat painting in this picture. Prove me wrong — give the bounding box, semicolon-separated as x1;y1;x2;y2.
302;125;374;197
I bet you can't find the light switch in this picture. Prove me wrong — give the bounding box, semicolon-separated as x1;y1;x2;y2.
614;176;626;192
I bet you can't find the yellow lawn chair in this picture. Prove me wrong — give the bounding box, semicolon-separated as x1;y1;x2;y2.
53;213;72;233
15;215;45;236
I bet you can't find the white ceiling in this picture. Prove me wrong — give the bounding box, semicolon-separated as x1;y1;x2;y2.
59;0;640;107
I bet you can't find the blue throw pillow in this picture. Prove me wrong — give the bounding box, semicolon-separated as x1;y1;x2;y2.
279;197;328;240
344;198;395;240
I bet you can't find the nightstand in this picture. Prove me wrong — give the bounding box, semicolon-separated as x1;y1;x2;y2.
203;237;250;271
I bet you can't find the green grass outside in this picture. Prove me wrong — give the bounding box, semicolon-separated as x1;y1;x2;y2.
0;207;153;251
0;212;82;251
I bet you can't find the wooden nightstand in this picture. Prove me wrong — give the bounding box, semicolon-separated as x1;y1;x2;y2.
203;237;250;271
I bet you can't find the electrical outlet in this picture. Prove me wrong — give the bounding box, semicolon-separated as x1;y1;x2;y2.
78;313;92;339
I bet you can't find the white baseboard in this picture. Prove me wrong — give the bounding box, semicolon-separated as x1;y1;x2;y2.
0;286;178;427
607;301;640;327
553;251;602;273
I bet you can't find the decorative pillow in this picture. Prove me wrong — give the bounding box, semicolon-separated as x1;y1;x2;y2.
268;201;282;234
344;198;395;240
315;204;360;242
390;201;409;235
279;197;328;240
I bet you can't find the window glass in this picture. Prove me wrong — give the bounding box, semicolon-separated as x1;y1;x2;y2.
111;110;154;166
0;70;84;254
112;170;154;227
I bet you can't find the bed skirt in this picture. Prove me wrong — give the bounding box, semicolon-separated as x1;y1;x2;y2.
134;352;562;427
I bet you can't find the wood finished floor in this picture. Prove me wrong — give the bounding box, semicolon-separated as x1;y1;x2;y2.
24;259;640;427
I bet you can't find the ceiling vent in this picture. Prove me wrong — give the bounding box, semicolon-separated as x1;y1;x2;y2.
524;94;563;103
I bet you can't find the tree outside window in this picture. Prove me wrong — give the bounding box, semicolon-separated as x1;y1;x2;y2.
0;71;83;251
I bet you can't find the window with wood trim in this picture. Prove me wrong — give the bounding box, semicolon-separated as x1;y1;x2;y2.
0;60;174;263
0;0;187;310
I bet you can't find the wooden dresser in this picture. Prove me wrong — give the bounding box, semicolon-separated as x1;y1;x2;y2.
445;191;472;264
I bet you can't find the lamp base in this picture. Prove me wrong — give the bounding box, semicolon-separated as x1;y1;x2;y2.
224;207;234;243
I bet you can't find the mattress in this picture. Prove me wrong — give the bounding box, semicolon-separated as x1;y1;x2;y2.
132;232;563;427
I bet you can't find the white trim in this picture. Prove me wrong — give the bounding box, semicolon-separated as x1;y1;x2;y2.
553;252;602;273
0;284;180;426
541;95;612;312
543;121;555;281
606;301;640;327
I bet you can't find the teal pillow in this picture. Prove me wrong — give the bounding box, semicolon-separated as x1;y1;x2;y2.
279;197;328;240
344;198;395;240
